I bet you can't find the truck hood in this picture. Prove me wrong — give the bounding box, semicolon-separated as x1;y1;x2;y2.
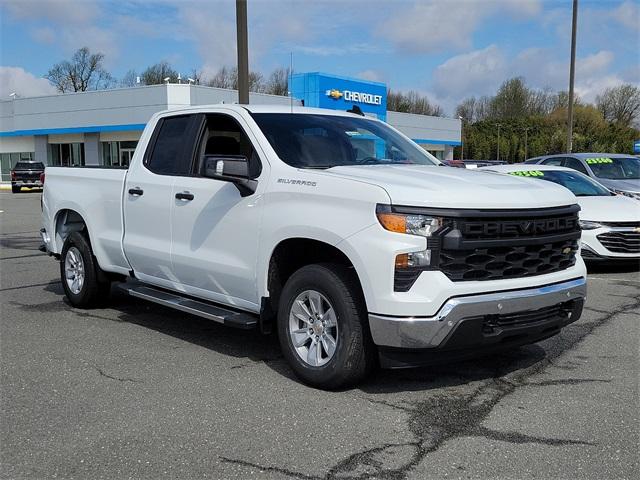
323;165;577;209
595;178;640;194
577;195;640;222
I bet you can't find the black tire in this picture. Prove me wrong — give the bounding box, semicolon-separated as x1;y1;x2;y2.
11;184;20;194
60;231;111;308
277;263;375;389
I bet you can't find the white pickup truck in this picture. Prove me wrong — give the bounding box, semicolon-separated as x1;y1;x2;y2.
41;105;587;388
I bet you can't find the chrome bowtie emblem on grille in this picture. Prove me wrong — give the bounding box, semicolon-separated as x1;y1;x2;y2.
634;227;640;233
562;247;572;254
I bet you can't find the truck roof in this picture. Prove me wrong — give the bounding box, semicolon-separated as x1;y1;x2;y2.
161;104;369;118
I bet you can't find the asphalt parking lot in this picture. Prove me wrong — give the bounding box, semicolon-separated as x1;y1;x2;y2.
1;191;638;480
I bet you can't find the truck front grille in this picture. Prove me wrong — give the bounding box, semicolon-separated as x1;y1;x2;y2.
439;239;579;281
597;231;640;253
435;205;581;282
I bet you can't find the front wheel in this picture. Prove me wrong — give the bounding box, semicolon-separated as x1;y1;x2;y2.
11;184;20;193
60;232;111;308
277;263;374;389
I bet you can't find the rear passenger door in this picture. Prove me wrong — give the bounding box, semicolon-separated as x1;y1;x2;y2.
123;114;201;287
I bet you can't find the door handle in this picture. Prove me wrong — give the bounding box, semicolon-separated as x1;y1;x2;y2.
175;192;194;201
128;187;144;196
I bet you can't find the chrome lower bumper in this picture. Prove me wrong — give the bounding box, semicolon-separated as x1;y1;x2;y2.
369;277;587;349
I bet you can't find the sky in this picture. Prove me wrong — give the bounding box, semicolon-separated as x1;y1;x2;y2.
0;0;638;115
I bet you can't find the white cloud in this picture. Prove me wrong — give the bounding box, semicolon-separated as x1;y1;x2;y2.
356;70;382;82
432;45;507;99
611;0;640;30
0;66;57;99
30;26;56;44
430;45;630;114
2;0;99;25
380;0;542;53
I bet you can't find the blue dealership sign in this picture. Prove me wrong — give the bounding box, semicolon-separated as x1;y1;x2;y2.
290;72;387;120
634;140;640;153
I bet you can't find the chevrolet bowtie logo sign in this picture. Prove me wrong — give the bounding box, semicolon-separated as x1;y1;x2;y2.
325;89;383;106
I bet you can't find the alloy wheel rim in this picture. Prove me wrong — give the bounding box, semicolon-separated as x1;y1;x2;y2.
288;290;338;367
64;246;85;295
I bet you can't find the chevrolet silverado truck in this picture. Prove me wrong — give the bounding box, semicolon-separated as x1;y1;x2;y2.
41;105;587;388
11;160;45;193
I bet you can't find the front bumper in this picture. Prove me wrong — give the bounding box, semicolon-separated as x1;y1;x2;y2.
369;277;586;354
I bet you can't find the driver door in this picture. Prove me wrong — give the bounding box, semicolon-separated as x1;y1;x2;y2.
169;112;266;311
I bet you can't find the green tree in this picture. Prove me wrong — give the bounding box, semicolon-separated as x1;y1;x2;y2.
140;61;179;85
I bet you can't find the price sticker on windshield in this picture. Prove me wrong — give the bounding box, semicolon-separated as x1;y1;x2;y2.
586;157;613;164
509;170;544;177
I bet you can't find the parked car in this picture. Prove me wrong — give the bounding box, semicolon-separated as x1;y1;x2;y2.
11;160;45;193
41;105;587;388
524;153;640;199
462;160;507;169
480;164;640;263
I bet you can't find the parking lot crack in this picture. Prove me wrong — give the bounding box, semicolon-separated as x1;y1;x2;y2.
92;365;142;384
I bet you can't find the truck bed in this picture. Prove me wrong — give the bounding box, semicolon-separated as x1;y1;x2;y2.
42;166;131;274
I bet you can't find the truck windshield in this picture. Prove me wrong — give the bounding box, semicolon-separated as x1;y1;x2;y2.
251;113;440;169
586;157;640;180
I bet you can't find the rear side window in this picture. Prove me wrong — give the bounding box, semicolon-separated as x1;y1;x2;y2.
563;157;588;175
14;162;44;170
542;157;564;166
146;115;196;175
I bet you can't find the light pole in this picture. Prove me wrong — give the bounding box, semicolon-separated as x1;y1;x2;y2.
458;115;464;160
236;0;249;104
496;123;502;161
567;0;578;152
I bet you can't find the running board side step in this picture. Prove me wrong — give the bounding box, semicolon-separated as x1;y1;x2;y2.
117;283;258;330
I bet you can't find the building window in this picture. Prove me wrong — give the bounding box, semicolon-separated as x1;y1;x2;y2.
1;152;33;181
101;140;138;167
49;143;85;166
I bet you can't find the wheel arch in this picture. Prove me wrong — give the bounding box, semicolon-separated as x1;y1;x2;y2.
262;238;368;325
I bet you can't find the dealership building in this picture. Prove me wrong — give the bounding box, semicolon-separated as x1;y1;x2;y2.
0;72;461;181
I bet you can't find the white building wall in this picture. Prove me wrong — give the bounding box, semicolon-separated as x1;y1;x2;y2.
0;136;35;153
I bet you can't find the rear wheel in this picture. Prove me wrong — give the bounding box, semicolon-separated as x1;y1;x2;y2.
277;263;374;389
60;232;111;308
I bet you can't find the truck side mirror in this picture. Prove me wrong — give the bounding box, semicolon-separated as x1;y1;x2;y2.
201;155;257;197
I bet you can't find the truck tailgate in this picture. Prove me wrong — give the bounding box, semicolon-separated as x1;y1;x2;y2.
42;167;130;273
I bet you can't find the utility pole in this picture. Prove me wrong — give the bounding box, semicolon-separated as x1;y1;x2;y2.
236;0;249;104
496;124;502;161
566;0;578;153
458;116;464;160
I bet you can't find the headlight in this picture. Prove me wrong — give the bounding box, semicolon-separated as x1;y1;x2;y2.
579;220;603;230
376;205;443;237
376;205;446;290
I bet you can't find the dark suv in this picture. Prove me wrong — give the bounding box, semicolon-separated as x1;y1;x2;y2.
11;161;45;193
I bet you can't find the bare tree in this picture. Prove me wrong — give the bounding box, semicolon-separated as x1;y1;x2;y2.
265;67;290;96
596;84;640;127
140;61;179;85
387;89;443;116
45;47;114;92
206;66;265;92
120;69;138;88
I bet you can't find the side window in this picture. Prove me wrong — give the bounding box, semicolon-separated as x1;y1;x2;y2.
196;114;262;178
146;115;196;175
563;157;589;175
542;157;564;166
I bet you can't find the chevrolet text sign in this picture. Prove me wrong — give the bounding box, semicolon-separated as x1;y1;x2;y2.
326;89;383;106
290;72;387;120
